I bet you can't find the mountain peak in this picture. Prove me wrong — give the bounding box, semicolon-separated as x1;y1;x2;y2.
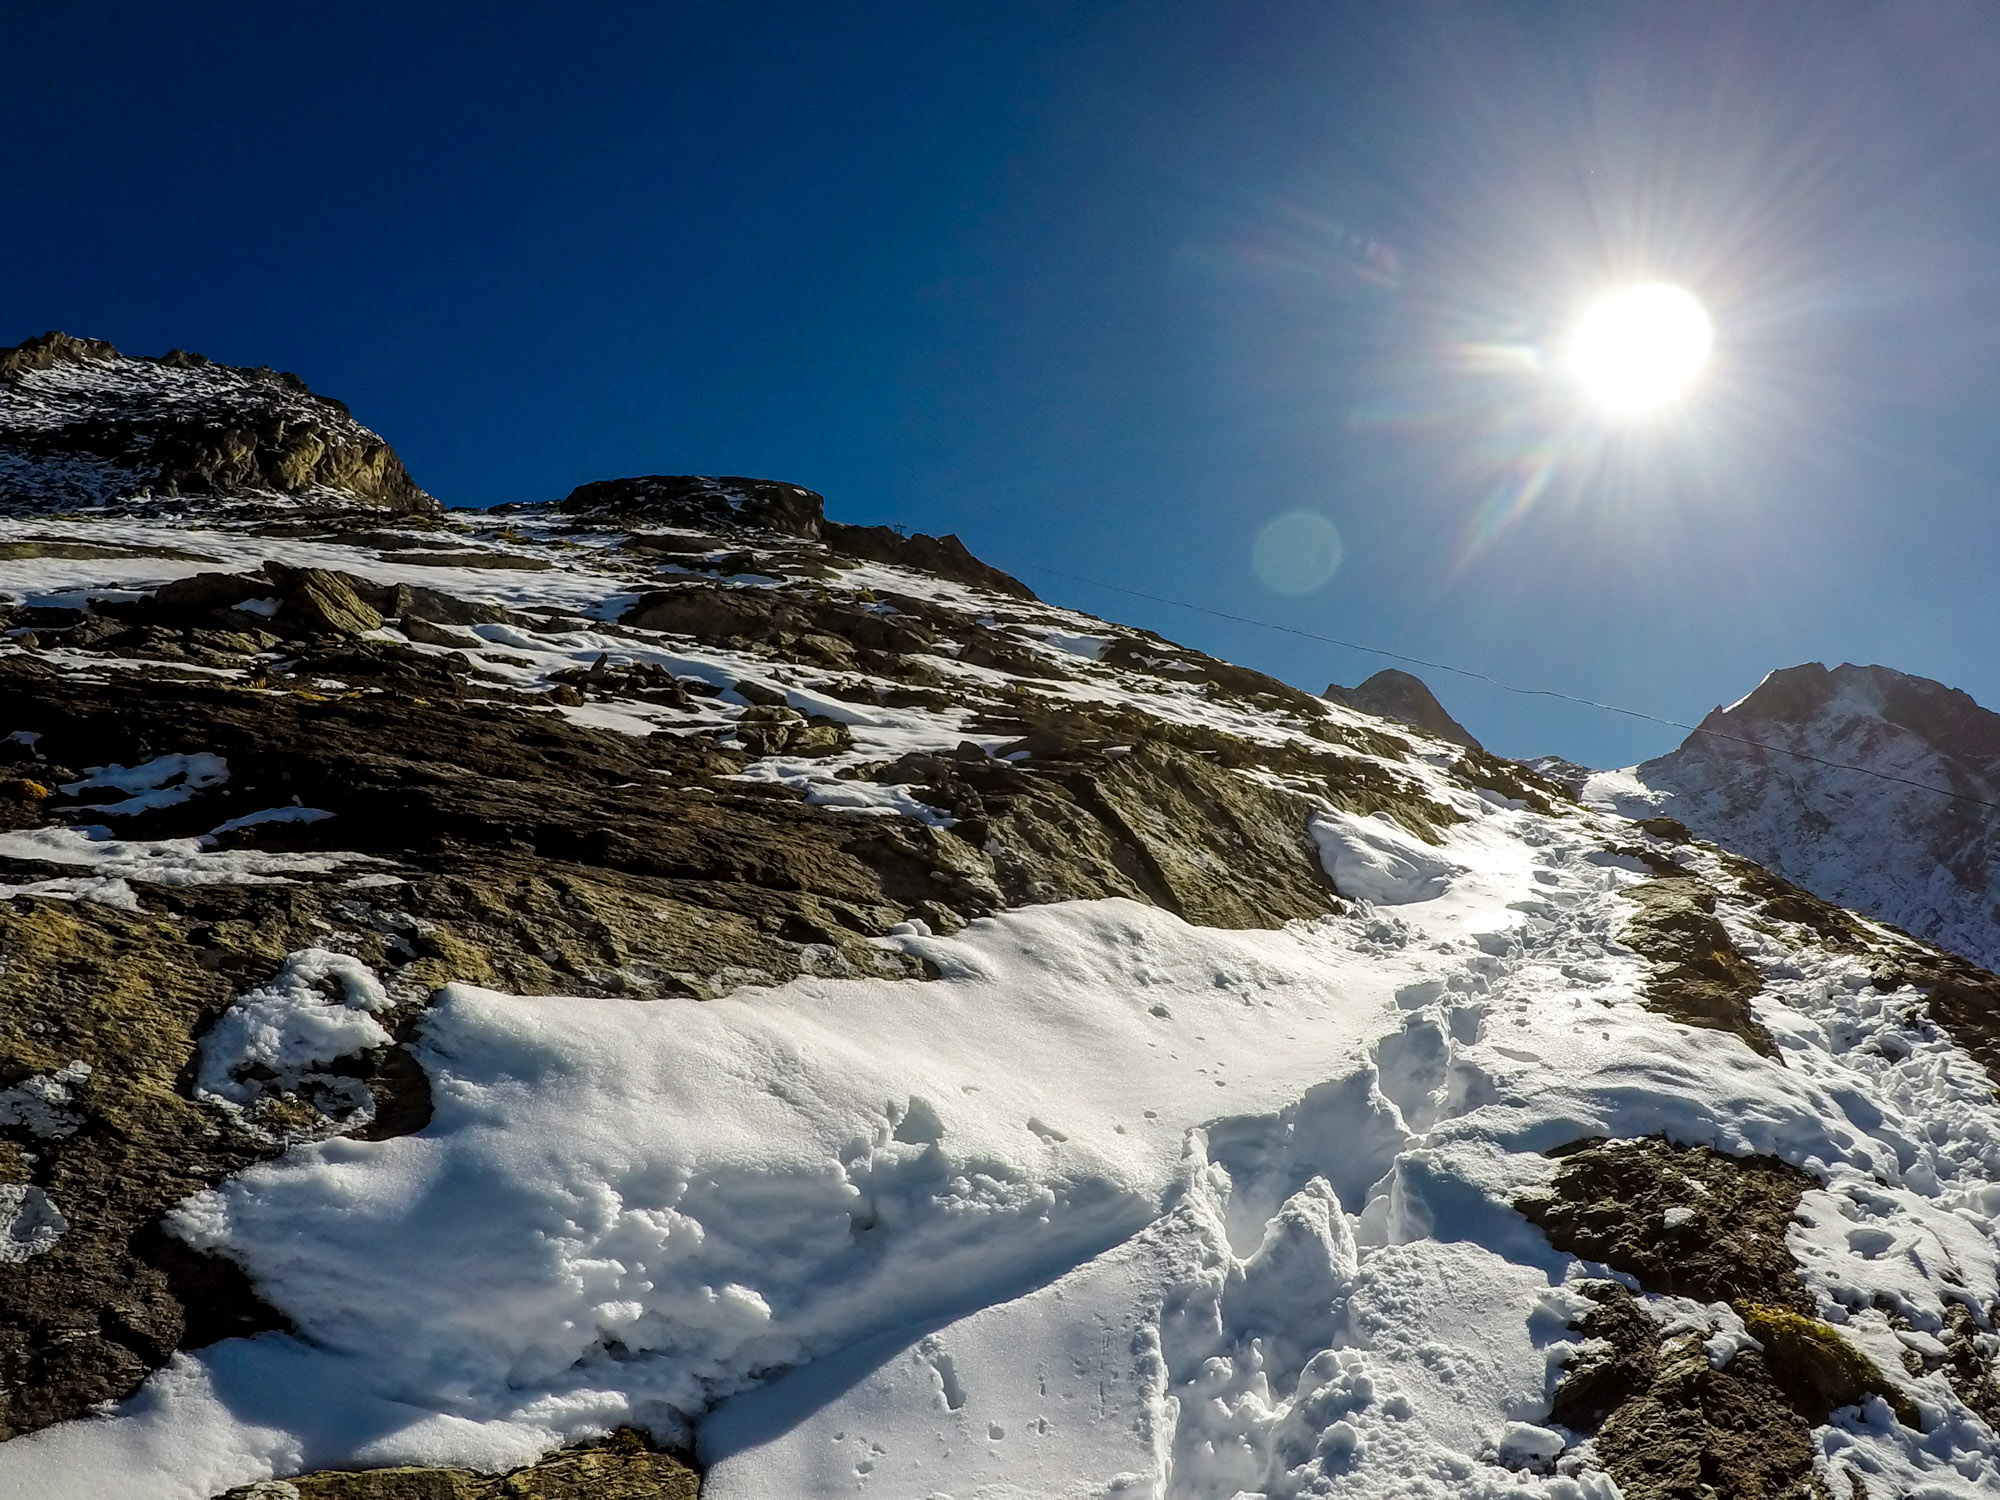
1324;667;1482;750
1692;661;2000;769
1609;660;2000;969
0;330;436;516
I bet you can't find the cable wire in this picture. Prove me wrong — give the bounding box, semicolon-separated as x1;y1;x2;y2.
1017;562;2000;817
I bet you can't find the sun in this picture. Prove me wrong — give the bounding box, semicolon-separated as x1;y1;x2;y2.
1566;283;1713;414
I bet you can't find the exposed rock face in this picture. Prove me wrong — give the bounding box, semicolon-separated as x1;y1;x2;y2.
820;519;1036;599
1614;661;2000;971
1523;1139;1919;1500
554;474;824;537
1324;668;1482;750
219;1433;698;1498
0;332;436;515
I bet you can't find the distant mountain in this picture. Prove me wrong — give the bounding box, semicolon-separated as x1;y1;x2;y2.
1324;667;1482;749
1595;661;2000;969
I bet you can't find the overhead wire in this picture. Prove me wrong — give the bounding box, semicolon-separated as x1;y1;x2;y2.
1016;562;2000;817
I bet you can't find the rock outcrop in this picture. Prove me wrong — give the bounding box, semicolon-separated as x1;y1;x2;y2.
553;474;824;537
0;332;435;514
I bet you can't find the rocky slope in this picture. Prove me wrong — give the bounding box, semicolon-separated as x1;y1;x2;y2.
0;333;1996;1500
1593;662;2000;972
0;332;433;515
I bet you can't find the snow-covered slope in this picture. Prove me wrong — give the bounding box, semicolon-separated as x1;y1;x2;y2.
1593;662;2000;972
0;338;1997;1500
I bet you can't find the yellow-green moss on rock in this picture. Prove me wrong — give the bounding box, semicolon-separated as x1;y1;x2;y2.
1735;1304;1920;1428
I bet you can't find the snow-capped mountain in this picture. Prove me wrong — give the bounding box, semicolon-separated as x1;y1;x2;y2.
1;332;1998;1500
1593;662;2000;972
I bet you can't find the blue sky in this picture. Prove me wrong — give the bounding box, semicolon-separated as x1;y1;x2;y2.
9;2;2000;765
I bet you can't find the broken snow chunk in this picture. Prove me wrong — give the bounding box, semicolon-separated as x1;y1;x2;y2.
206;805;335;837
61;752;229;814
1308;810;1461;905
0;1060;91;1137
1495;1420;1566;1469
196;949;393;1127
0;1184;68;1262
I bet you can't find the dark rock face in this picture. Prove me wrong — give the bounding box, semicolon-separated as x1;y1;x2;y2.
1324;669;1481;750
1550;1283;1825;1500
821;520;1036;600
1522;1138;1916;1500
0;332;436;515
555;474;824;537
1633;661;2000;972
0;897;294;1439
216;1432;699;1498
1519;1137;1815;1311
1621;871;1776;1057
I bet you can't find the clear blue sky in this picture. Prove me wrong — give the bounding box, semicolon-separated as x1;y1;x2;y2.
10;2;2000;765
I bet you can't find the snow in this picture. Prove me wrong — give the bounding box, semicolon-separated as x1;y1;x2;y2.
0;1060;91;1138
1597;667;2000;973
206;806;334;836
195;950;393;1113
5;778;1993;1499
3;515;2000;1497
1308;811;1463;905
62;752;229;814
0;1184;70;1263
0;825;381;910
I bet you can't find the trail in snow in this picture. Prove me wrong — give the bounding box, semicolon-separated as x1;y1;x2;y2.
1;783;1995;1498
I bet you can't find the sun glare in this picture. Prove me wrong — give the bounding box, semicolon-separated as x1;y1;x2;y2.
1567;283;1713;414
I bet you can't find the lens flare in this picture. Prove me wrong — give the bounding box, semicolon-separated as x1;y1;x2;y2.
1567;283;1714;413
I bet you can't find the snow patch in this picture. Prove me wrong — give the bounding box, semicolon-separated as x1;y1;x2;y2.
1309;811;1462;905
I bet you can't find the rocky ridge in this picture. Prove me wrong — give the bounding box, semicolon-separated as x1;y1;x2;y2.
0;332;434;515
0;337;1993;1500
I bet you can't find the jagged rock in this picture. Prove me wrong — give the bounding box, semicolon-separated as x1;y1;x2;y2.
0;900;310;1437
1526;1141;1918;1498
1518;1137;1815;1310
1620;870;1776;1056
154;570;274;613
0;332;435;514
821;520;1036;599
555;474;823;538
620;584;931;664
1551;1283;1826;1500
269;566;385;637
1323;668;1482;750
